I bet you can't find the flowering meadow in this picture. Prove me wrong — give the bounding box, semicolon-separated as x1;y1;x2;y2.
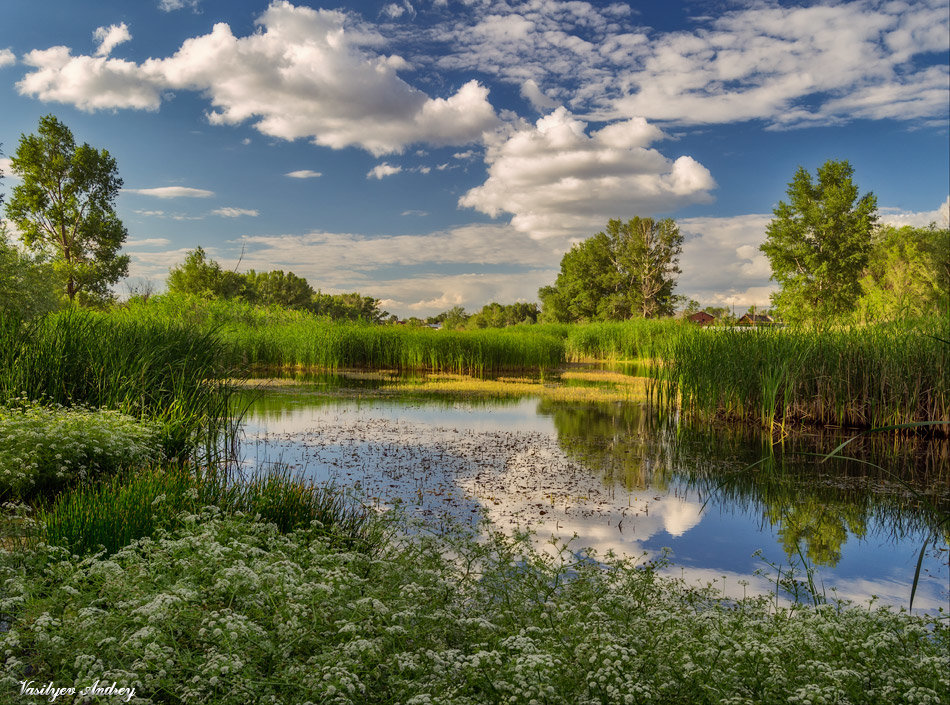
0;511;946;704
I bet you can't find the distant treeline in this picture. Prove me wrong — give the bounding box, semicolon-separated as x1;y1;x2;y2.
164;247;386;323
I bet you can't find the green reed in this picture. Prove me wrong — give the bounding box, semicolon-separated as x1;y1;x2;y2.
563;318;687;362
0;308;237;463
40;464;381;556
121;294;565;373
665;317;950;433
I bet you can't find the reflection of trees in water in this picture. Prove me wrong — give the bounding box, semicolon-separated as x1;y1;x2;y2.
238;379;526;422
539;400;949;567
537;399;675;491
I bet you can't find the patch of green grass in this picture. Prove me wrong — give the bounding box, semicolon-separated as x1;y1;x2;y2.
39;465;381;557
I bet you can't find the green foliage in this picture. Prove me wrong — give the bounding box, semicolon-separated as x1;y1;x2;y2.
4;115;129;302
541;217;683;322
167;246;247;299
246;268;315;309
167;248;385;320
854;224;950;322
0;309;234;462
312;291;385;322
0;231;62;319
0;401;162;499
761;160;878;325
466;301;539;328
2;513;945;703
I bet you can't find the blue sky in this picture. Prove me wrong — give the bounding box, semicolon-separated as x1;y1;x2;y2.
0;0;947;316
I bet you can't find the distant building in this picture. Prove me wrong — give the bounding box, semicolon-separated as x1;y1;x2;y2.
736;313;774;326
687;311;717;326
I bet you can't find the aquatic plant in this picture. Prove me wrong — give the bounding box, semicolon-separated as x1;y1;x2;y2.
666;316;950;433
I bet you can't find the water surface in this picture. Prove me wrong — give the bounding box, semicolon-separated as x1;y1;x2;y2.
237;374;949;613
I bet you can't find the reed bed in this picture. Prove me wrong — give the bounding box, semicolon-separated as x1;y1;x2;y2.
666;317;950;433
0;309;236;462
564;318;687;362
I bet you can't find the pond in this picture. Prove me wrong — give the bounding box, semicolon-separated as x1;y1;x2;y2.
235;370;949;613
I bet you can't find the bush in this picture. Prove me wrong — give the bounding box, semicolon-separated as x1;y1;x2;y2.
0;401;161;498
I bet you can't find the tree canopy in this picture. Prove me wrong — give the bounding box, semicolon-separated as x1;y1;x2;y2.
4;115;129;303
760;160;877;324
852;224;949;322
540;217;683;322
166;248;386;322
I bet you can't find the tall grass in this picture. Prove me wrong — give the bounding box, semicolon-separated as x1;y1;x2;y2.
0;308;236;462
666;317;950;433
40;464;381;556
121;294;565;373
563;318;687;362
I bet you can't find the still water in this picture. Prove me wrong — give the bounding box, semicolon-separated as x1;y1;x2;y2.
237;375;949;613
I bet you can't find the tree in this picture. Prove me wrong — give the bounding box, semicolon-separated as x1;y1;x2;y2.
311;292;385;322
0;150;61;318
167;247;246;299
853;224;949;322
5;115;129;302
245;269;314;309
760;160;877;324
539;217;683;322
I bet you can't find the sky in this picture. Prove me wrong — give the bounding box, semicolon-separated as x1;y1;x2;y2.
0;0;947;317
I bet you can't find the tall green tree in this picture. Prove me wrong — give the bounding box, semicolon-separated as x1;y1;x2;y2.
760;160;877;324
539;217;683;322
245;269;314;309
5;115;129;303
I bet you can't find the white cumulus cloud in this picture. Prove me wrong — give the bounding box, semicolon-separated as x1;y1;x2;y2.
17;2;499;155
125;186;214;198
0;48;15;68
93;23;131;57
367;163;402;179
460;108;715;239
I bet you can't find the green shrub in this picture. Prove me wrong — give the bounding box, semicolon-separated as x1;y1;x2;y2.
0;401;161;498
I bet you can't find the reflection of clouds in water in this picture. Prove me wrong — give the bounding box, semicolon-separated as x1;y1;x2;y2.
242;396;947;613
663;499;704;537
